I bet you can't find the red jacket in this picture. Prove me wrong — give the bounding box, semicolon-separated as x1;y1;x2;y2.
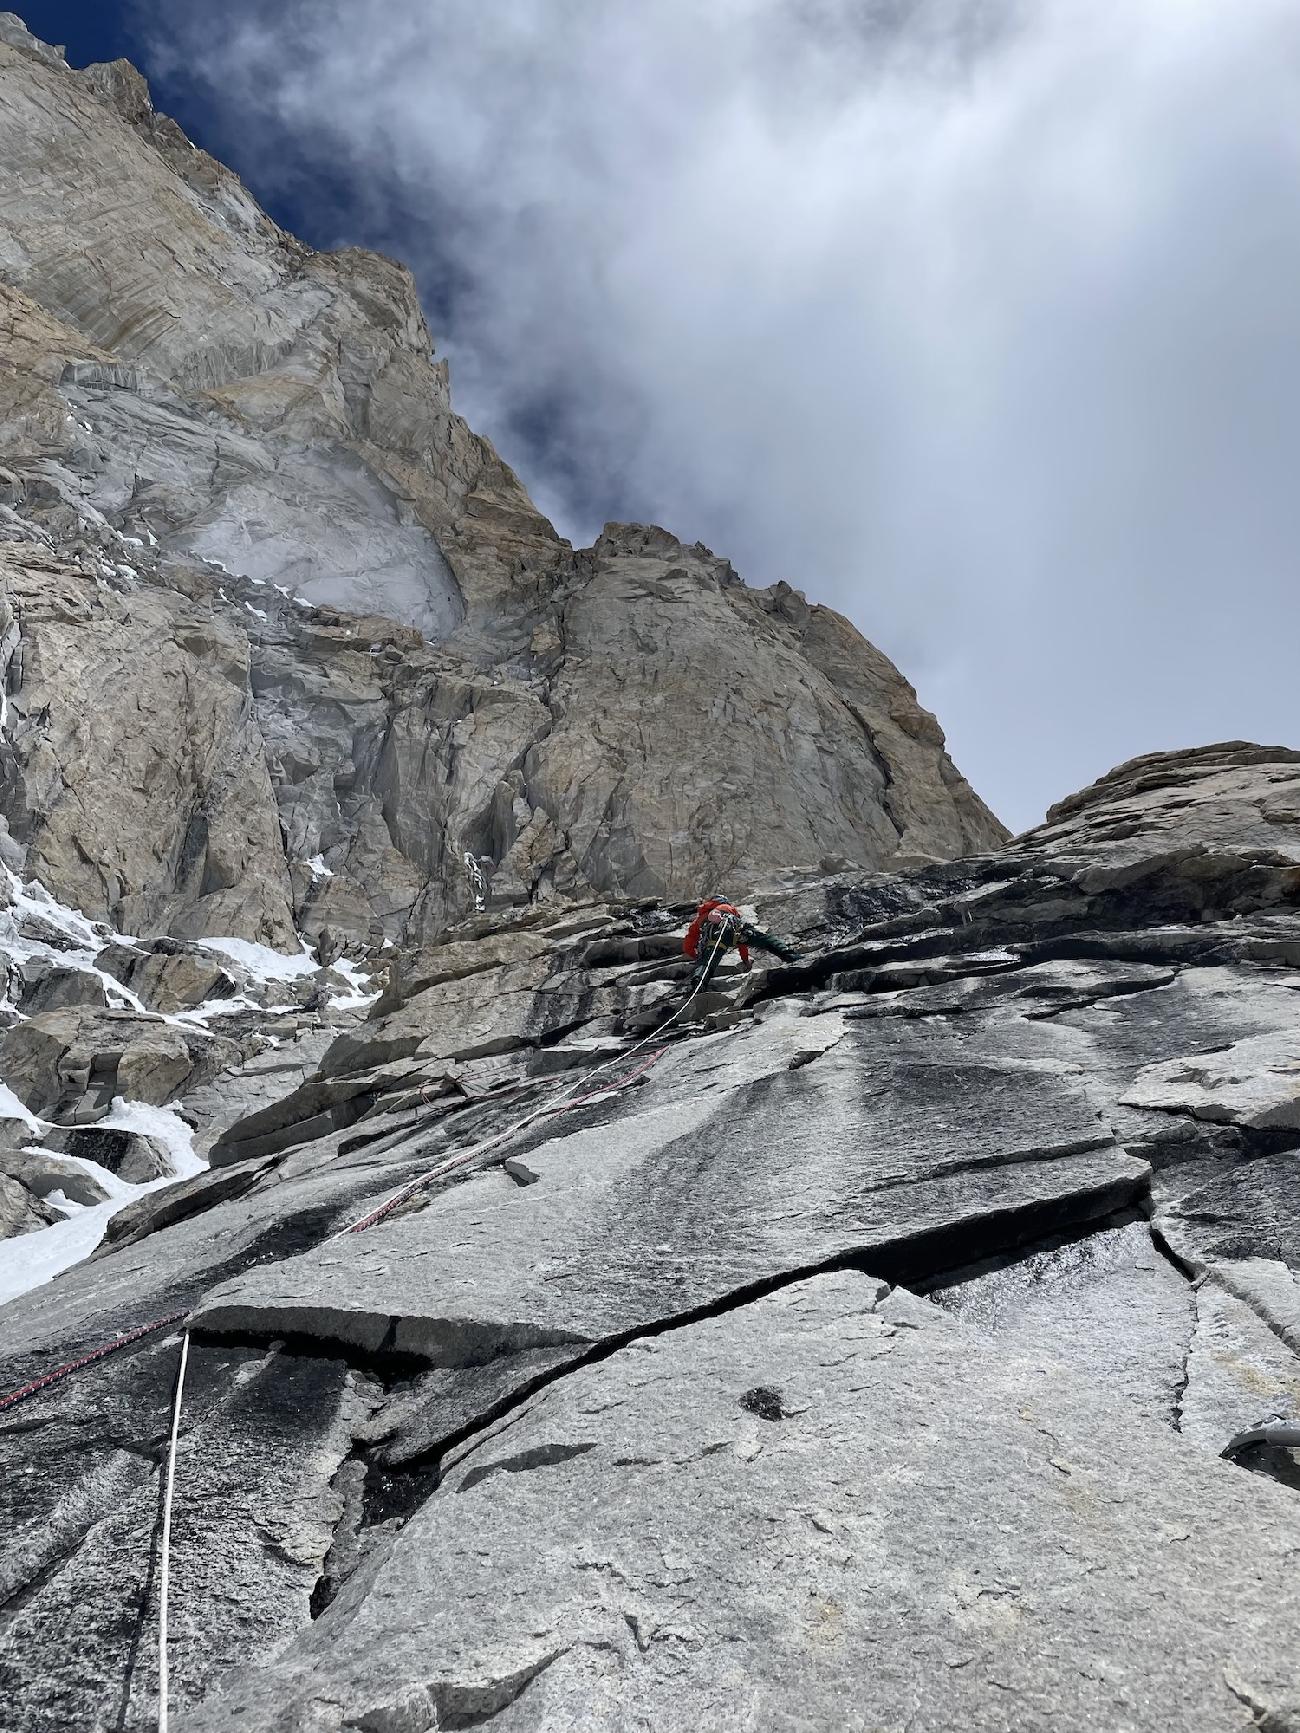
684;899;749;963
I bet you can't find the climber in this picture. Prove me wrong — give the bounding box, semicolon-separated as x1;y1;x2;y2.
683;895;798;993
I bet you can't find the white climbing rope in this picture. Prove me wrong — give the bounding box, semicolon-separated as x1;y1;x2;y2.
327;923;736;1239
157;1329;191;1733
126;917;739;1721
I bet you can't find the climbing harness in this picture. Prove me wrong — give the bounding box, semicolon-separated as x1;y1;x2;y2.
462;852;488;912
157;1330;190;1733
691;909;741;989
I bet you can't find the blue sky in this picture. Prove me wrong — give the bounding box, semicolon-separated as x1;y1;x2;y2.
14;3;369;259
12;3;1300;831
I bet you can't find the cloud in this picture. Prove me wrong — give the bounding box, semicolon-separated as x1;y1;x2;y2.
144;0;1300;828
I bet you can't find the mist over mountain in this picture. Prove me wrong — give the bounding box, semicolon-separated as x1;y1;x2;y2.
0;15;1298;1733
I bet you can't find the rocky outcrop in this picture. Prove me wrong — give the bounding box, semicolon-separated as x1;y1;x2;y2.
0;18;1003;950
2;742;1299;1731
1;18;1297;1733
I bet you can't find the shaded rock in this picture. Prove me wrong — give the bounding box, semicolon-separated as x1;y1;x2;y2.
0;1169;61;1237
0;1146;110;1206
0;1333;381;1733
96;1156;273;1253
44;1124;173;1183
16;958;109;1013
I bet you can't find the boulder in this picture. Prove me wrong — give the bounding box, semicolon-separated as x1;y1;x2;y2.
16;960;109;1014
0;1146;110;1206
43;1124;173;1183
0;1171;62;1238
0;1007;234;1118
94;942;235;1013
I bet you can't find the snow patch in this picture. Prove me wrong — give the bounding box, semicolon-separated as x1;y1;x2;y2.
96;1097;204;1179
171;994;296;1027
0;1098;207;1308
0;1201;122;1307
198;936;318;983
306;854;334;880
0;867;146;1013
328;957;380;1012
0;1083;48;1135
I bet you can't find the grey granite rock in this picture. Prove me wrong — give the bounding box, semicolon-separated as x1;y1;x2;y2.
186;1274;1300;1733
0;18;1297;1733
0;742;1298;1731
0;1005;233;1118
1120;1029;1300;1130
45;1125;174;1183
0;31;1005;947
0;1145;110;1206
0;1169;61;1237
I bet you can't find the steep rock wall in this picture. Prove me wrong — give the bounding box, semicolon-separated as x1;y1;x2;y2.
0;18;1005;946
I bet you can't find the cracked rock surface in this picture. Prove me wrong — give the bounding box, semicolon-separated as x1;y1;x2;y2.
2;737;1299;1731
0;17;1299;1733
189;1275;1300;1733
0;18;1003;951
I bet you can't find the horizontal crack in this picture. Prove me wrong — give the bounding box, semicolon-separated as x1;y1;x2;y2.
354;1153;1150;1514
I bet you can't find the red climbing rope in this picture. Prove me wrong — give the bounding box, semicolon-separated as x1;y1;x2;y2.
539;1046;667;1114
0;1049;670;1406
0;1309;187;1413
0;931;727;1409
332;1037;679;1239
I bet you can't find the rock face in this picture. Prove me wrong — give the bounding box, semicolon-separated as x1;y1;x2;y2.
1;18;1299;1733
2;740;1299;1732
0;17;1004;953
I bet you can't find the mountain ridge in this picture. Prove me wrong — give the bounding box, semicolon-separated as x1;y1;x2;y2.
0;15;1298;1733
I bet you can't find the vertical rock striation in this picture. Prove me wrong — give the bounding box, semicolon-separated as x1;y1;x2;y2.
0;15;1003;949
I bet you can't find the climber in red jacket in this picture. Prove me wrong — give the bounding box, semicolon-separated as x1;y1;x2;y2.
683;896;798;992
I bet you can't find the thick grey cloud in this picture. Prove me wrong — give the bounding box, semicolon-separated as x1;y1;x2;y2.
146;0;1300;829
